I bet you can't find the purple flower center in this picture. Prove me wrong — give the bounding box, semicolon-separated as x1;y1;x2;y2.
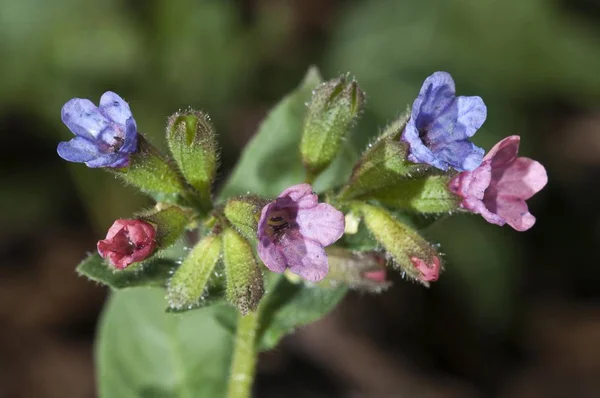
418;127;432;147
265;208;297;241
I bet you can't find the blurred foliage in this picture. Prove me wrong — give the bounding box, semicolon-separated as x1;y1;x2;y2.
327;0;600;148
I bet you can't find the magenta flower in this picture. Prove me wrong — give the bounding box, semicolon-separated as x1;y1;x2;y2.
449;135;548;231
97;219;157;269
257;184;345;282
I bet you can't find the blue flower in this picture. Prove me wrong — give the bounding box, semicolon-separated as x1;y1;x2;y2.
58;92;138;168
402;72;487;172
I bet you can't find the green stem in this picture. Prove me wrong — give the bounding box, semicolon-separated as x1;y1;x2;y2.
304;169;316;185
226;311;260;398
180;189;212;216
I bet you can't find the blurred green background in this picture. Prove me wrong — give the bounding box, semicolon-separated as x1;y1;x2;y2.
2;0;599;397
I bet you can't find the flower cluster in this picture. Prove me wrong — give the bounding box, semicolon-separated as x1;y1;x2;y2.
401;72;547;232
58;69;548;317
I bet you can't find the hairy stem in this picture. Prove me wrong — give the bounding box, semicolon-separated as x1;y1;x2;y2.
226;311;260;398
304;169;317;185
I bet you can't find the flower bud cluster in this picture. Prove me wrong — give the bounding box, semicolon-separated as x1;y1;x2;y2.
58;70;547;316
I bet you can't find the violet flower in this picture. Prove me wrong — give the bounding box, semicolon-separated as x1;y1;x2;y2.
58;92;138;168
448;135;548;231
257;184;345;282
402;71;487;171
97;219;156;269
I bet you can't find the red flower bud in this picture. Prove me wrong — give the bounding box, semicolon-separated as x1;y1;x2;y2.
411;255;441;282
97;219;156;269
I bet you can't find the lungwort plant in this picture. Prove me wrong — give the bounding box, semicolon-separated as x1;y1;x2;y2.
58;68;547;398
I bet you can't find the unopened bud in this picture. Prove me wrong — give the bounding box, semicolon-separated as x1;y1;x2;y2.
323;247;391;292
223;196;267;243
300;75;364;177
222;228;264;315
167;235;222;309
370;175;461;213
339;112;426;200
360;204;442;285
97;205;192;270
167;111;218;207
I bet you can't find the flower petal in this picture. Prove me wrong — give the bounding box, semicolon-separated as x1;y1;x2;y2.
495;157;548;200
278;183;318;209
97;219;156;269
412;71;456;122
61;98;110;139
105;219;128;240
85;153;129;168
257;236;287;273
456;96;487;138
281;234;329;282
296;203;345;246
449;161;492;202
485;135;520;166
474;202;506;226
403;119;438;166
99;91;133;126
493;197;536;231
434;140;484;171
57;137;102;163
120;117;138;153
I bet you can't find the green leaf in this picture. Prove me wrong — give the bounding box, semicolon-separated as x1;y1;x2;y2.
219;66;357;200
219;67;321;199
97;288;236;398
76;253;177;290
257;275;347;351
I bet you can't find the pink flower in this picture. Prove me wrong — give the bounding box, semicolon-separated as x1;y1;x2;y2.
411;256;441;282
257;184;345;282
97;219;157;269
449;135;548;231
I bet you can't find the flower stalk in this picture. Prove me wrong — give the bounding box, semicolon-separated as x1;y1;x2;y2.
226;311;260;398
